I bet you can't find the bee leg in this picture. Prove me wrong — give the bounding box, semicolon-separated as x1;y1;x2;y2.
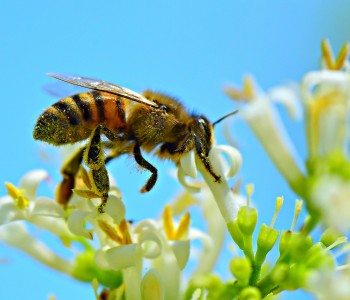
56;147;84;207
133;143;158;192
84;125;110;212
89;167;109;213
105;142;134;164
192;134;221;183
159;134;192;155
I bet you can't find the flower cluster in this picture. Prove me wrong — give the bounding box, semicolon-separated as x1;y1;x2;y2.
1;40;350;299
225;39;350;234
0;139;243;299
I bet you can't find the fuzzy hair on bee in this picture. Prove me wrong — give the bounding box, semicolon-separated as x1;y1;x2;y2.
34;73;236;212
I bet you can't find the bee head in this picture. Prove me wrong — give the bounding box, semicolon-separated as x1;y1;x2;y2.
191;115;214;155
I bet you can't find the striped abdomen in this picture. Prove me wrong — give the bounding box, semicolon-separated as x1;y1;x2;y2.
33;91;127;145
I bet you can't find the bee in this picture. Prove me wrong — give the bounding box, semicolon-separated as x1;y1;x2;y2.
34;73;237;212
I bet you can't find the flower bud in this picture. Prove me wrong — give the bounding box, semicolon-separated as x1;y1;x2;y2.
255;224;279;266
270;263;289;284
239;286;261;300
279;230;292;256
230;257;252;286
227;219;245;249
237;206;258;236
279;232;313;263
72;250;122;289
320;228;344;247
305;242;335;269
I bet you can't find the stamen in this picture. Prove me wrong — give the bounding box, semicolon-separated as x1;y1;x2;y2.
326;236;348;251
97;219;123;244
174;212;190;240
224;75;256;101
270;196;284;228
291;199;303;231
321;39;334;70
243;76;256;99
5;182;29;209
321;39;349;70
335;43;349;70
119;219;133;244
5;182;20;199
163;205;175;240
245;184;254;207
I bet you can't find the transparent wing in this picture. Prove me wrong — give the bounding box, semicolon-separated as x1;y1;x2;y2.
47;73;159;108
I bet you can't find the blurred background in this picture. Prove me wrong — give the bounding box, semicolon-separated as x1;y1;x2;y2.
1;1;350;299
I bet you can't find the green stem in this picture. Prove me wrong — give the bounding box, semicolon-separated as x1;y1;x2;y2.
250;249;267;285
257;273;278;298
243;234;255;262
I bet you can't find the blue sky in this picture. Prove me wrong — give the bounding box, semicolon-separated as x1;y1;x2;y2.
1;1;350;299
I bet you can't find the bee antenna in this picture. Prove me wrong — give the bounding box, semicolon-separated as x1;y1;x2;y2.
212;110;239;126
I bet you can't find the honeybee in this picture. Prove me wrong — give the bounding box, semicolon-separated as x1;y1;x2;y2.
34;73;237;212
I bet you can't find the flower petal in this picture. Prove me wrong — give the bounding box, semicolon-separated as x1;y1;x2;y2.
170;240;190;270
30;197;66;218
0;197;27;224
180;150;198;178
268;86;301;120
67;210;93;239
0;222;73;274
209;145;242;178
141;269;165;300
195;152;238;222
19;170;48;200
99;244;138;269
177;166;201;193
104;194;126;224
301;70;350;104
139;231;163;259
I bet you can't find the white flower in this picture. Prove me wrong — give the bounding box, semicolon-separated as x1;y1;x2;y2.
308;266;350;300
67;189;125;240
177;144;242;223
94;205;210;300
0;222;74;274
311;175;350;232
0;170;71;238
225;76;305;195
300;70;350;159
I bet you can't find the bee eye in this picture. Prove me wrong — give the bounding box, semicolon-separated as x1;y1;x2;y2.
159;105;168;112
198;118;207;128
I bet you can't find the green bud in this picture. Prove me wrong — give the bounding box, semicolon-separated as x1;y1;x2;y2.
230;257;252;286
270;263;289;284
320;228;344;247
290;234;313;262
283;264;307;290
279;230;292;256
239;286;262;300
237;206;258;236
279;232;313;263
256;224;279;266
305;242;335;269
227;219;245;249
72;250;123;289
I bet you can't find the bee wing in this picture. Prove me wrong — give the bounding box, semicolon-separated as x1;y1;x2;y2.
47;73;159;108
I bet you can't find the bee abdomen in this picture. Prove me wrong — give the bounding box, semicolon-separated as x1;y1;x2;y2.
33;91;127;145
34;93;97;145
52;100;82;126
